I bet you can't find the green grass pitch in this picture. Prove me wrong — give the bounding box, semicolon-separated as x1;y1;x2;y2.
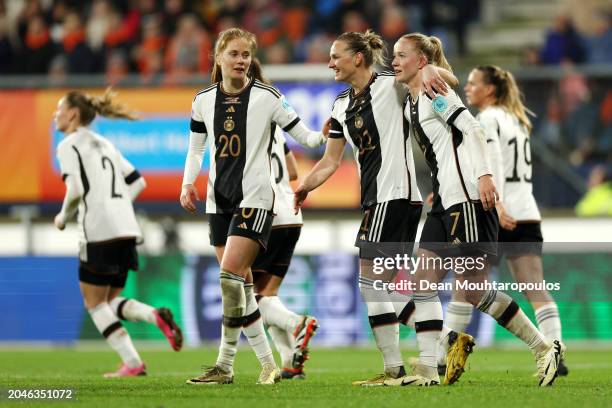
1;347;611;407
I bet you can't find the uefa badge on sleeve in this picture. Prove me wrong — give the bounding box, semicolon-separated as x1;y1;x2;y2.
432;95;448;113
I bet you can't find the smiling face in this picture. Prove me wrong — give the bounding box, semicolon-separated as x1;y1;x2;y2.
464;69;493;109
328;40;358;83
54;97;76;133
217;37;253;83
391;37;425;85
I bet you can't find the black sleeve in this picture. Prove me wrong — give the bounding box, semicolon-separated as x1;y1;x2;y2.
328;117;344;139
190;118;207;133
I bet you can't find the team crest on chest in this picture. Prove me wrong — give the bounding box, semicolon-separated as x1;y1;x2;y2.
355;114;364;129
224;118;235;131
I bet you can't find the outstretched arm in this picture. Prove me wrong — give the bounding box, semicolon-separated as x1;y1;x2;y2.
294;137;346;213
286;120;327;148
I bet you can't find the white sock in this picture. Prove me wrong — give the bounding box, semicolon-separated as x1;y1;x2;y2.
216;271;245;372
243;284;275;367
268;326;294;368
89;302;142;368
360;277;403;375
388;292;415;326
535;303;562;342
258;295;302;334
477;290;548;354
109;297;157;324
413;292;443;370
437;326;453;366
445;301;474;332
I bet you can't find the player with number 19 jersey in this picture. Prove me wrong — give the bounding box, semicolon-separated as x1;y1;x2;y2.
479;107;541;221
56;127;142;245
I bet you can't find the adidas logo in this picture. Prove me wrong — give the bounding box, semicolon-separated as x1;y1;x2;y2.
452;237;462;245
237;222;248;229
226;106;235;113
359;234;367;241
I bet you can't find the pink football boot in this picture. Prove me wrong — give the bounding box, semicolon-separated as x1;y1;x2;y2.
104;363;147;378
154;308;183;351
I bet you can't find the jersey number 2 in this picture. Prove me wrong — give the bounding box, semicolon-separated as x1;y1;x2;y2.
101;156;123;198
506;137;532;183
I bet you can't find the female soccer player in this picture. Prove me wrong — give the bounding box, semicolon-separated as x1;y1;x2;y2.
54;89;183;378
389;33;564;387
294;29;467;386
180;27;326;385
252;128;316;380
442;64;567;375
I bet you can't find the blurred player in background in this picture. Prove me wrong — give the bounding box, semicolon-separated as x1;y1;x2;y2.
54;89;183;378
444;64;567;375
390;33;564;387
294;29;468;386
180;28;326;385
252;128;317;380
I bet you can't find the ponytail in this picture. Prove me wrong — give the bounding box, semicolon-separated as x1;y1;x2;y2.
400;33;453;72
337;29;386;67
476;65;534;132
65;88;137;126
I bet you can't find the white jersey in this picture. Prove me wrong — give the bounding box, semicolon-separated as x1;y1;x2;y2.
270;128;303;226
479;106;541;221
405;89;490;212
329;71;422;209
56;127;142;243
186;79;323;214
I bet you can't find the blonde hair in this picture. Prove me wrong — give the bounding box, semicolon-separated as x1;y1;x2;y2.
400;33;453;72
476;65;534;132
336;29;386;67
66;88;137;126
211;27;269;84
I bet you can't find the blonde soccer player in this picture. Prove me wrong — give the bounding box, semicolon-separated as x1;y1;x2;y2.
442;64;567;375
54;89;183;377
180;27;326;385
388;33;565;387
294;29;472;386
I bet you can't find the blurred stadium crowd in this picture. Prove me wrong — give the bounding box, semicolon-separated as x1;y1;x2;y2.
0;0;484;82
0;0;610;213
0;1;610;79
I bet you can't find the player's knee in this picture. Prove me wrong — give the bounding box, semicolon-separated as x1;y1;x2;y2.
219;259;242;276
524;290;552;303
465;290;485;306
83;296;105;310
258;286;279;297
